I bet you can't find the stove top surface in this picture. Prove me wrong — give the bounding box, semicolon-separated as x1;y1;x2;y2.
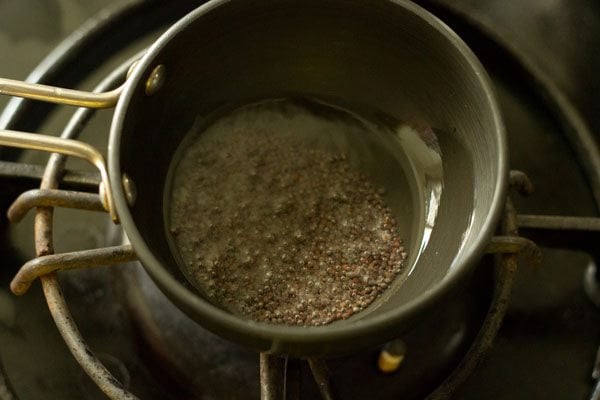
0;1;599;399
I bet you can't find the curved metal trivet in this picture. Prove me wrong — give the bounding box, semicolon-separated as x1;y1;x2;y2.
2;1;600;399
414;3;600;399
426;177;528;400
29;59;141;400
0;1;205;396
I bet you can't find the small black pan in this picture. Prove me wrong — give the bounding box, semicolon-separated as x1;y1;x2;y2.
0;0;507;356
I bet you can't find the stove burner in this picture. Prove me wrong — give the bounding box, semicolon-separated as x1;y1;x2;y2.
1;1;599;399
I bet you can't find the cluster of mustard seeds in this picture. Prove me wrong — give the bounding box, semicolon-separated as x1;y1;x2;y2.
170;128;407;326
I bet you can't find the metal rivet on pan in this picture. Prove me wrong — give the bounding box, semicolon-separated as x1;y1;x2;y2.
122;173;137;206
377;339;407;373
145;64;166;96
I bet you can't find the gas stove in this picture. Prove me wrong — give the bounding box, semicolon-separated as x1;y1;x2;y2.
0;1;599;399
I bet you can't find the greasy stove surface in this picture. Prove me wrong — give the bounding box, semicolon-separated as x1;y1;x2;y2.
0;1;599;399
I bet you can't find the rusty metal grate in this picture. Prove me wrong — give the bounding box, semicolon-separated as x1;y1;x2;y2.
1;1;600;399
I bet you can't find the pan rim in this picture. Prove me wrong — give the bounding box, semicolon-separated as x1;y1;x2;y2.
109;0;508;354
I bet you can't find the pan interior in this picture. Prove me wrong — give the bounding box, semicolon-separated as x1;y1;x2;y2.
163;96;444;323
